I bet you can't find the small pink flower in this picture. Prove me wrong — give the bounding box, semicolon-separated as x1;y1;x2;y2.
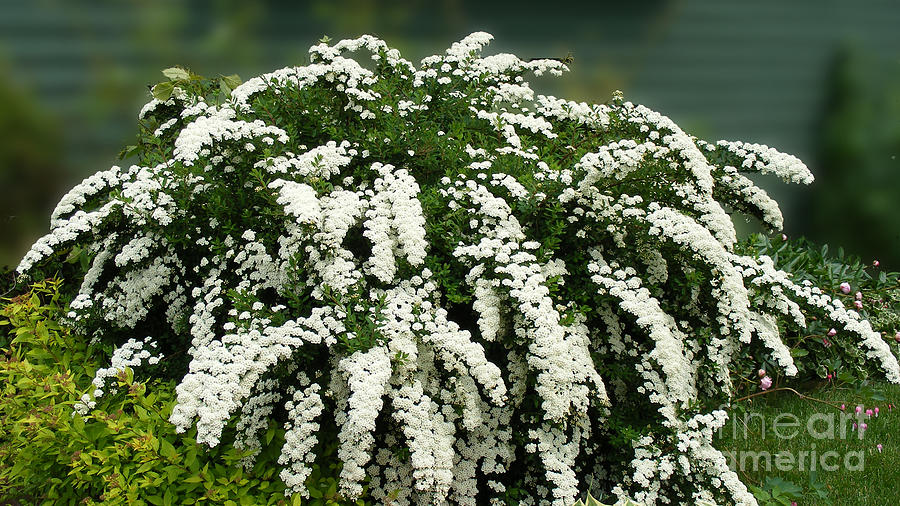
758;369;767;378
853;422;858;430
782;234;788;241
875;407;879;417
826;373;833;380
760;376;773;391
873;260;880;267
841;403;846;411
823;338;831;347
856;405;863;414
855;291;863;300
840;282;851;294
862;422;868;430
866;409;873;417
877;444;883;453
894;331;900;343
854;300;863;310
827;328;837;337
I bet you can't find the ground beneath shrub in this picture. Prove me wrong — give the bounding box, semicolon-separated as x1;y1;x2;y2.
715;381;900;505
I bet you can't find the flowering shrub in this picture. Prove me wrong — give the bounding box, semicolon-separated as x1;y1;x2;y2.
15;33;900;505
732;234;900;390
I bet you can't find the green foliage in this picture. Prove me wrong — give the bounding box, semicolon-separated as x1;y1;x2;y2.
748;476;803;506
0;280;367;505
733;233;900;391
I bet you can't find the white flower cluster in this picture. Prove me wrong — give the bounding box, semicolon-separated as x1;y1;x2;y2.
279;383;325;496
706;139;814;185
335;347;392;498
173;106;289;166
256;140;353;180
712;165;784;230
362;163;428;283
734;253;900;382
74;337;162;415
21;32;900;505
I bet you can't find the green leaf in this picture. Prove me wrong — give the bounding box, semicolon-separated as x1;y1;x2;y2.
584;493;605;506
84;422;107;443
164;465;182;482
118;144;140;160
222;74;242;90
35;321;50;340
764;476;803;497
152;81;175;101
159;438;177;461
137;461;156;474
72;413;85;432
163;487;175;506
162;67;191;81
134;405;150;422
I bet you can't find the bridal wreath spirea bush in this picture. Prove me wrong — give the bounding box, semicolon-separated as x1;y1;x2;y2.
17;33;900;505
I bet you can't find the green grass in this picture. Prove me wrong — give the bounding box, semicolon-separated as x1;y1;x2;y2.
715;381;900;505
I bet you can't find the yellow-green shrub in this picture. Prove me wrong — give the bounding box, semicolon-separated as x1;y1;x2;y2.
0;279;359;505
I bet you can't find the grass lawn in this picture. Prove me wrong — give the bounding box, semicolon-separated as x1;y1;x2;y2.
714;381;900;505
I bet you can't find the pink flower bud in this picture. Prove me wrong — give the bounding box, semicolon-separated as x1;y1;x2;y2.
854;300;863;310
873;260;880;267
826;373;833;380
760;376;773;391
782;234;788;241
823;338;831;347
875;407;879;417
841;404;846;411
840;282;851;294
866;409;873;417
894;331;900;343
862;423;868;430
856;405;863;414
758;369;766;378
827;328;837;337
877;444;883;453
853;422;858;429
855;291;863;300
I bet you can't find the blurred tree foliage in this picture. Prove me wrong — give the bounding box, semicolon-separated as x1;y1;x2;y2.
0;66;63;270
813;47;900;270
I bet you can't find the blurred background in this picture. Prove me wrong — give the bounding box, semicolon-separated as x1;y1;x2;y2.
0;0;898;269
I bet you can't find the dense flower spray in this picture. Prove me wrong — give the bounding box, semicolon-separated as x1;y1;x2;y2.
16;33;900;505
